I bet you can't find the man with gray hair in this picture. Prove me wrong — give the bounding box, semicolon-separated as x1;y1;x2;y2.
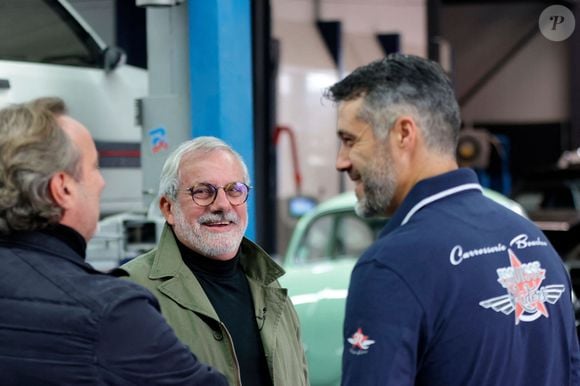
118;136;309;386
326;54;580;386
0;97;227;385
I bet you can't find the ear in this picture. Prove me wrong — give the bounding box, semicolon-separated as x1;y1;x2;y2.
159;196;175;225
49;172;75;209
391;115;418;150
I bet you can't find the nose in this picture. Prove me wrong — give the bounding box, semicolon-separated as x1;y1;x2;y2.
335;144;351;172
209;187;231;210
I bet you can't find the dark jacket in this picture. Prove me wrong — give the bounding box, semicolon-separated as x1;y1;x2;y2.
0;229;228;386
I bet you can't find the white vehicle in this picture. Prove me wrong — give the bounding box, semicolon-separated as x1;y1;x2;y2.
87;203;165;272
0;0;151;271
0;0;147;216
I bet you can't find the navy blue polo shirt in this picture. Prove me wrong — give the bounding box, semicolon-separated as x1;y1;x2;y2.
342;168;580;386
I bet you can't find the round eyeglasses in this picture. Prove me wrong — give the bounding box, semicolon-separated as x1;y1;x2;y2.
186;182;250;207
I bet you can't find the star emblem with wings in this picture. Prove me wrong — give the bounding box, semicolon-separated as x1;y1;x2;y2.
479;249;565;324
347;328;376;351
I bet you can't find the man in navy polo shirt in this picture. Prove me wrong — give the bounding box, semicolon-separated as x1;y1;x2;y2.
326;54;580;386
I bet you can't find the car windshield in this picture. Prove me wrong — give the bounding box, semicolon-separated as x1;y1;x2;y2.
295;209;387;264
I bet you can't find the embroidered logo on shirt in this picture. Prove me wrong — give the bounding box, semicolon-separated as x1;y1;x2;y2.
479;248;565;324
347;327;375;355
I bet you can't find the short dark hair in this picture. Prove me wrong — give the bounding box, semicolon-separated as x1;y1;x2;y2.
325;54;461;154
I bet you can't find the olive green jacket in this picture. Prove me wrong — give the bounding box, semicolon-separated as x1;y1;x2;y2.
119;224;309;386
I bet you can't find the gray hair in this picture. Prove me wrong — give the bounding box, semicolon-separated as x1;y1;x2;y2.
325;54;461;154
159;136;250;201
0;97;82;234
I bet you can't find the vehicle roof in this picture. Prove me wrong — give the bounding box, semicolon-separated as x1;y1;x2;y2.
307;188;523;216
310;191;357;213
284;186;527;265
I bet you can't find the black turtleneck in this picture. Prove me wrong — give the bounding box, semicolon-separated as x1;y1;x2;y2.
40;224;87;258
178;240;273;386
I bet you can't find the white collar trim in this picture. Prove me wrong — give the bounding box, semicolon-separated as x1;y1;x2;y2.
400;183;483;226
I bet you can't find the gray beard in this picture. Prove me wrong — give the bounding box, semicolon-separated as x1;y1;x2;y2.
355;152;397;218
173;207;246;258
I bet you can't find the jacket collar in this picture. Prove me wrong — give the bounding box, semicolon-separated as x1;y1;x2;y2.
147;223;286;319
149;223;285;285
0;230;98;273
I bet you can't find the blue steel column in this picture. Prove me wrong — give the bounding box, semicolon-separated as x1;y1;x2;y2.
188;1;255;240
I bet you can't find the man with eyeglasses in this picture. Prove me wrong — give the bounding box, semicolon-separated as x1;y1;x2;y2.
116;136;309;386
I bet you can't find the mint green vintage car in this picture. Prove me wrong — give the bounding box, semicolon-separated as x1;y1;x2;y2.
279;189;527;386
